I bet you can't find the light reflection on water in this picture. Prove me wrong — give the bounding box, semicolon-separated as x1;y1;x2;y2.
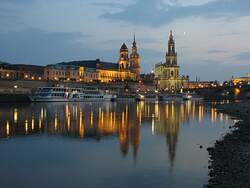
0;101;232;188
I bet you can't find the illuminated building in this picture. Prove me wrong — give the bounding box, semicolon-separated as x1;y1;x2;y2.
45;37;140;83
155;31;188;92
183;81;219;89
0;64;44;80
231;73;250;85
44;64;99;82
44;64;81;81
46;58;136;83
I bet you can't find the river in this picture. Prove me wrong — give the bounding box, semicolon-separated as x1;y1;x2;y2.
0;101;234;188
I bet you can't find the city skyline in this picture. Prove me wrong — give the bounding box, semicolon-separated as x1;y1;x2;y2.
0;0;250;81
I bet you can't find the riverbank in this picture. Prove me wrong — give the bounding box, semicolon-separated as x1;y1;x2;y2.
205;101;250;187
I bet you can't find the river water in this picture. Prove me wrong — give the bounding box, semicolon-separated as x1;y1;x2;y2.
0;101;233;188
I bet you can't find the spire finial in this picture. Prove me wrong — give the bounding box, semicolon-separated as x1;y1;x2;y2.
133;32;137;47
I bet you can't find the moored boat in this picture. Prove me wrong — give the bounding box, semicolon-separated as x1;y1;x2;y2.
29;86;116;102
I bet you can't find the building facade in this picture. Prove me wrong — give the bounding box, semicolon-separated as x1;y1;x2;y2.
45;59;136;83
231;73;250;85
183;81;219;89
44;64;82;82
45;37;141;83
155;31;188;92
0;64;44;80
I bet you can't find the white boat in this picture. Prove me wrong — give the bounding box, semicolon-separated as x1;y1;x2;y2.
29;86;116;102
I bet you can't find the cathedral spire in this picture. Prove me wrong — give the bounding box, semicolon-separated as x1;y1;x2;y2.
168;30;175;54
166;30;177;65
130;32;140;81
133;32;136;47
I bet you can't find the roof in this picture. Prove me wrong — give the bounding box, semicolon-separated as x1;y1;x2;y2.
0;64;45;74
59;59;119;71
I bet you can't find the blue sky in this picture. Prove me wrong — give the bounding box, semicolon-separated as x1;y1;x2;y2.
0;0;250;81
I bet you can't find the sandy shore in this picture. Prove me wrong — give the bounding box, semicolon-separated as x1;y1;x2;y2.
205;101;250;188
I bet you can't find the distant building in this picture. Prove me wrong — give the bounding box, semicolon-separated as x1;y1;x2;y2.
231;73;250;85
183;81;219;89
45;37;141;83
155;31;188;92
0;64;44;80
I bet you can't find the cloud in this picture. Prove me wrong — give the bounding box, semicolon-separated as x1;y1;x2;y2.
182;60;250;81
208;49;228;54
232;52;250;61
102;0;250;26
0;29;118;65
215;32;240;37
90;2;124;9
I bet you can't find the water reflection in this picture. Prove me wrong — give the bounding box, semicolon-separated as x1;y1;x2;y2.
0;101;228;166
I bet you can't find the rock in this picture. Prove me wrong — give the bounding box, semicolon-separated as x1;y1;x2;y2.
205;101;250;188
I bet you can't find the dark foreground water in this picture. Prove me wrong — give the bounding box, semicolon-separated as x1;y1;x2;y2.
0;101;233;188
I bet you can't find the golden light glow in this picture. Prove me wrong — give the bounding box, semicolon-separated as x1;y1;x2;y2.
6;121;10;136
101;111;104;126
25;120;28;133
211;108;217;123
165;103;169;118
14;108;18;123
198;105;204;124
39;118;42;129
90;111;94;126
79;111;84;138
54;114;58;131
233;88;241;96
32;116;35;130
67;112;71;131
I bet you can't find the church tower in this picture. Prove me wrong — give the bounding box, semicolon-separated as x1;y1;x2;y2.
130;33;141;80
166;30;177;65
154;30;188;92
118;43;129;70
165;30;179;79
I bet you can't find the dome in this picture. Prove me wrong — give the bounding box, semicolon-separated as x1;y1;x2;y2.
120;43;128;51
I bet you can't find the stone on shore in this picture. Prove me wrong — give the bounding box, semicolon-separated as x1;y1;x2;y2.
205;101;250;188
